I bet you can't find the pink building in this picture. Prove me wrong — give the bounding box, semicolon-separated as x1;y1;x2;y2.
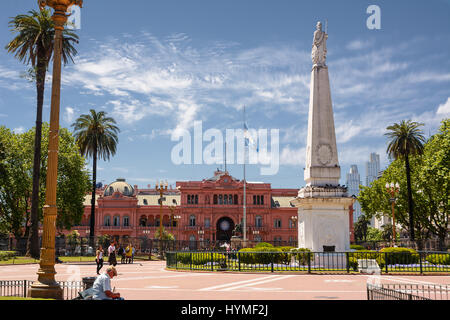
74;170;300;245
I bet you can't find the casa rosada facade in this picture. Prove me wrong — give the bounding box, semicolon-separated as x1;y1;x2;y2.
70;170;355;244
70;170;305;244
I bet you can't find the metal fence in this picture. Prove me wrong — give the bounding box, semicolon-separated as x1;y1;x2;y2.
367;283;450;300
0;280;83;300
166;250;450;274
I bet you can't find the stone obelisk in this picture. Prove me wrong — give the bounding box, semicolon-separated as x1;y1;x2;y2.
291;22;354;252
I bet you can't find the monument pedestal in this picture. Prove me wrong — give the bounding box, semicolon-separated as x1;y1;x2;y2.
291;186;354;252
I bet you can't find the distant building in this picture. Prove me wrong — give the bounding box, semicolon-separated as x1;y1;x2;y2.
346;165;362;222
365;153;380;186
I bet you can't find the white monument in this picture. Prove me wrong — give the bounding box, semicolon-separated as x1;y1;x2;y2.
291;22;354;252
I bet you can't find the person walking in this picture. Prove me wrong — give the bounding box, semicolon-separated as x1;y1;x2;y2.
96;245;104;275
125;244;132;264
108;241;117;266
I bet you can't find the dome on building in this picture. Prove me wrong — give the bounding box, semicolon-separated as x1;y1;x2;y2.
104;178;134;197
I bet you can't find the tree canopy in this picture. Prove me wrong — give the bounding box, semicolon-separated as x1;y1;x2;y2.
0;124;91;237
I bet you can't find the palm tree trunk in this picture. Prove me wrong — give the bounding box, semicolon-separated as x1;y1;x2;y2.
405;154;415;241
26;62;46;259
89;143;97;248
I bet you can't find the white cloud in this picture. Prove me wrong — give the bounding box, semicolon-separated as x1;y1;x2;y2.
436;97;450;115
13;126;25;134
280;146;305;166
64;107;76;124
346;39;374;51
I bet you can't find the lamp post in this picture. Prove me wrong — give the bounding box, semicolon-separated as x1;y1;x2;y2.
290;215;298;246
198;229;204;249
386;182;400;246
29;0;83;300
155;180;168;258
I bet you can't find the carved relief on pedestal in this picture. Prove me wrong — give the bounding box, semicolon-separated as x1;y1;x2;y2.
316;143;333;165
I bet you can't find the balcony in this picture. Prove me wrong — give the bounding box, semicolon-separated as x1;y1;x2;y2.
99;225;133;231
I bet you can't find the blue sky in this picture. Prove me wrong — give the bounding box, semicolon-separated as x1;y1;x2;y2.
1;0;449;189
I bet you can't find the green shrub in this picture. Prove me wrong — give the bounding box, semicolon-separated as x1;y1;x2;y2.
426;253;450;265
347;257;358;271
0;251;17;261
238;247;282;264
290;248;313;265
379;247;419;266
350;244;366;251
175;252;227;265
254;242;273;248
277;247;296;264
348;250;379;260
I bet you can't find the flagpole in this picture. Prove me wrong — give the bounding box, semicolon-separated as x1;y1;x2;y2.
243;105;247;243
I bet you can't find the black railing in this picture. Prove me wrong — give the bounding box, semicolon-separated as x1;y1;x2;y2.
367;283;450;300
0;280;83;300
166;251;450;274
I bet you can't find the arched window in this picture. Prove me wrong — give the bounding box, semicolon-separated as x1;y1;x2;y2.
213;195;218;205
229;194;233;205
261;195;264;205
139;216;147;227
123;216;130;227
113;216;120;227
257;195;261;205
253;195;257;205
255;215;263;227
187;195;191;204
143;199;148;205
195;195;198;204
189;215;196;227
219;195;223;205
223;195;228;205
124;186;129;194
109;186;114;194
104;216;111;226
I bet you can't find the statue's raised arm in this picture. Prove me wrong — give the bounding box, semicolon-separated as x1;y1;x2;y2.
311;21;328;67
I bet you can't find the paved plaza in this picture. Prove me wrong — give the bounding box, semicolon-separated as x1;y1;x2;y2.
1;261;448;300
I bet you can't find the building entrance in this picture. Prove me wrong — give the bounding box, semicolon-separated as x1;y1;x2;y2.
216;217;235;241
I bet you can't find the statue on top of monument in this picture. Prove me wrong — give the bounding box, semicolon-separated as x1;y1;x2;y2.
311;21;327;67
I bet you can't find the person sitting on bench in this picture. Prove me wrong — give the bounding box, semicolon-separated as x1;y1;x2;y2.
92;266;123;300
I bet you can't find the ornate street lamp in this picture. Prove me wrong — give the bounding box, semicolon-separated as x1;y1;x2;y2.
198;229;204;249
386;182;400;246
29;0;83;300
155;180;168;257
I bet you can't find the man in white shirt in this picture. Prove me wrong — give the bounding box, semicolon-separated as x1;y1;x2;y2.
92;266;122;300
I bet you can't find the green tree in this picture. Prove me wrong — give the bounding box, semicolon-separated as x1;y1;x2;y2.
385;120;426;241
0;127;30;239
6;9;79;258
354;215;370;242
72;110;120;246
0;125;91;238
359;157;432;246
417;119;449;250
154;227;175;241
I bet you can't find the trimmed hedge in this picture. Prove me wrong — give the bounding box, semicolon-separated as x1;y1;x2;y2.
0;251;17;261
350;244;366;251
254;242;274;248
176;252;227;265
379;247;419;265
426;253;450;265
238;247;312;265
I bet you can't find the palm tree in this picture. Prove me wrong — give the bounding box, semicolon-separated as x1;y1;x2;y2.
6;9;79;258
72;110;120;247
385;120;426;241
